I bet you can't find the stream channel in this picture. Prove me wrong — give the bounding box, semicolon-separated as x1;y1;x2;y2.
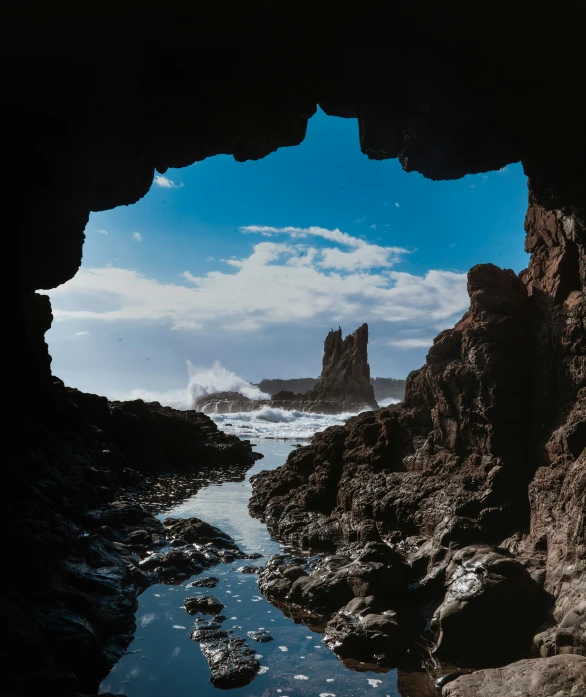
100;440;402;697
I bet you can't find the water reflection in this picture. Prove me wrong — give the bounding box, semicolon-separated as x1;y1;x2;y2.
100;441;434;697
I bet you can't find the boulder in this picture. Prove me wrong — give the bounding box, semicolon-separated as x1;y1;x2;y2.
441;655;586;697
184;595;224;615
324;596;405;668
432;546;549;666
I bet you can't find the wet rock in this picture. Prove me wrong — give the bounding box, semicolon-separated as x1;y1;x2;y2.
246;552;263;560
139;549;205;582
432;546;549;666
187;576;220;589
170;537;189;547
184;595;225;615
247;630;273;642
324;596;406;668
259;545;412;624
238;565;262;574
190;622;260;689
163;517;241;552
441;655;586;697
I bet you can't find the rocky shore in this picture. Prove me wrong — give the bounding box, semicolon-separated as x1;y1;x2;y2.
250;201;585;693
9;366;260;695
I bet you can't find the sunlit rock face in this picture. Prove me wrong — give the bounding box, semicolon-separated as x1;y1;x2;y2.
251;210;585;667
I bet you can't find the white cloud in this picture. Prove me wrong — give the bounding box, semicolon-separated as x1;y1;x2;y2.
239;225;409;271
97;229;108;235
132;232;142;242
206;256;215;261
74;330;90;336
369;224;377;230
170;320;203;331
49;225;469;336
387;337;434;349
394;202;400;208
154;174;183;189
498;166;509;175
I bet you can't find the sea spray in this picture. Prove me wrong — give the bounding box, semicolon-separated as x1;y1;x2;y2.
110;360;269;409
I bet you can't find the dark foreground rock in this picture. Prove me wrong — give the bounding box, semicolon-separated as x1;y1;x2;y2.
441;655;586;697
431;546;548;666
7;369;257;695
248;629;273;642
184;595;225;615
251;206;585;678
188;576;220;588
324;597;406;668
191;618;260;689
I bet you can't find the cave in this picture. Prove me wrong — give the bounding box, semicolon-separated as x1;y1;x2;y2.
10;3;585;697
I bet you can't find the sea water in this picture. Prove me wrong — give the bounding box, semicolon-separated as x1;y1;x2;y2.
99;432;405;697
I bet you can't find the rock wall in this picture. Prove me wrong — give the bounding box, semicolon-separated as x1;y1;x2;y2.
8;300;258;694
250;199;585;664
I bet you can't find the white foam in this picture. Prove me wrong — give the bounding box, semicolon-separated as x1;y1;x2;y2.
212;408;362;440
377;397;400;407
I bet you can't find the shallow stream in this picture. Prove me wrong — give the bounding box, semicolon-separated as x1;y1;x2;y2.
99;440;403;697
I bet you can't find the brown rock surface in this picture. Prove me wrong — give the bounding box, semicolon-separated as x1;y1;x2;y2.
250;201;585;670
441;655;586;697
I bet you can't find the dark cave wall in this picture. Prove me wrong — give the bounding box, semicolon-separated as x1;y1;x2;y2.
8;2;586;299
6;4;586;692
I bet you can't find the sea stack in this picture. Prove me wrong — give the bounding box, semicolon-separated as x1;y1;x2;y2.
307;324;376;407
195;324;379;415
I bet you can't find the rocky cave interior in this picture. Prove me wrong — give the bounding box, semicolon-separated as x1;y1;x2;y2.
10;3;585;697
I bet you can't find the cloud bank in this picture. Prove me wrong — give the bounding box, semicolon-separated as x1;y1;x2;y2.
49;225;469;338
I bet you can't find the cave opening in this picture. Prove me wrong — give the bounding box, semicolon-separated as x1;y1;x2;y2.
45;108;530;409
11;6;585;697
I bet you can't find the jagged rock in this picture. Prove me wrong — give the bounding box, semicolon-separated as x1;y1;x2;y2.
306;324;377;408
250;214;585;670
196;325;378;415
163;516;241;551
441;655;586;697
259;543;412;620
190;619;260;689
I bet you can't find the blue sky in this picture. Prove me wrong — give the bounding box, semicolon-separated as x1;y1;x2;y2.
47;108;529;403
